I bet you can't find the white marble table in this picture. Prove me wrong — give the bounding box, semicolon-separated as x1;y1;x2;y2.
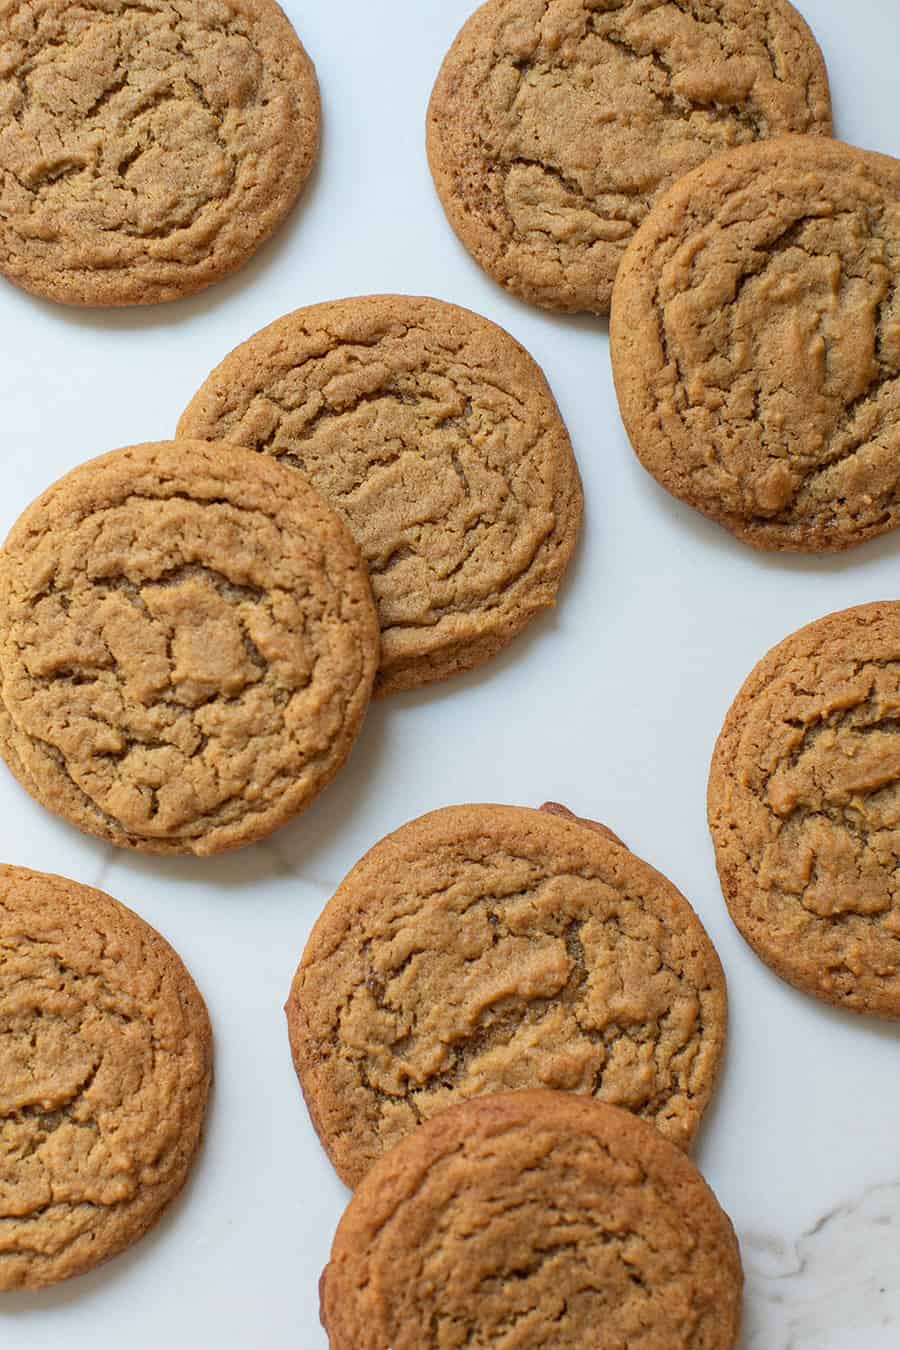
1;2;898;1346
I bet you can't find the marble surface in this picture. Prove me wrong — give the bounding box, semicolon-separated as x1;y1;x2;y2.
1;1;899;1346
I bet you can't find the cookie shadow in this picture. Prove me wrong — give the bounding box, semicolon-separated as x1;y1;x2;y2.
7;151;325;337
623;458;900;575
48;691;389;903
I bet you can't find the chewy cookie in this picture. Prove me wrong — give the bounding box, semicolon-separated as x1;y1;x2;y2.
710;602;900;1017
427;0;831;316
320;1091;744;1349
612;136;900;551
178;295;583;695
0;0;319;306
0;440;378;855
287;803;726;1187
0;864;212;1289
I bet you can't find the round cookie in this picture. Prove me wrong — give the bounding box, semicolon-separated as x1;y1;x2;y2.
0;864;212;1289
286;803;727;1188
320;1091;744;1349
709;602;900;1017
426;0;831;316
611;136;900;552
0;0;320;306
178;295;583;695
0;440;379;855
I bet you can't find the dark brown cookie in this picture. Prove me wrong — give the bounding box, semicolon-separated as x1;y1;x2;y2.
320;1091;744;1349
287;804;727;1187
709;602;900;1017
0;864;212;1289
611;136;900;551
427;0;831;315
0;440;378;855
178;295;583;695
0;0;320;306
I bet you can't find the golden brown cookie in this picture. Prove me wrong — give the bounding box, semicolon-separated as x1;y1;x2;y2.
0;0;320;306
178;295;583;695
0;864;212;1290
426;0;831;316
611;136;900;551
0;440;378;855
320;1091;744;1349
286;803;727;1188
709;602;900;1017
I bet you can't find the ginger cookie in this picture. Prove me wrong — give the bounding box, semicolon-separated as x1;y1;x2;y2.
320;1091;744;1349
178;295;583;695
426;0;831;316
612;136;900;552
0;440;378;855
286;803;726;1188
0;0;320;306
710;602;900;1017
0;864;212;1290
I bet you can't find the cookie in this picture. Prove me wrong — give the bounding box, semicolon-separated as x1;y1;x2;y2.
611;136;900;552
426;0;831;316
0;864;212;1289
709;602;900;1017
286;803;726;1188
320;1090;744;1349
0;440;378;855
178;295;583;695
0;0;320;306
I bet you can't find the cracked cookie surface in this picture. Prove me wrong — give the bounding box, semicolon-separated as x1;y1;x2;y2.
0;864;212;1289
178;295;583;695
426;0;830;316
320;1091;743;1349
0;0;319;305
709;602;900;1017
0;440;378;855
286;804;726;1188
611;137;900;551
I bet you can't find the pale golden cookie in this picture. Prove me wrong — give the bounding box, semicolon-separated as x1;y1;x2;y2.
287;803;726;1187
178;295;583;695
612;137;900;551
321;1091;744;1349
0;440;378;855
0;864;212;1289
427;0;831;315
0;0;320;305
709;602;900;1016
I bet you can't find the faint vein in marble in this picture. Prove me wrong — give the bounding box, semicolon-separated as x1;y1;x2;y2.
740;1181;900;1348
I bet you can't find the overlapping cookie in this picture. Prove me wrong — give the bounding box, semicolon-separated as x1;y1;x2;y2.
0;440;379;854
612;136;900;551
287;802;727;1187
427;0;831;314
321;1091;743;1349
179;295;583;694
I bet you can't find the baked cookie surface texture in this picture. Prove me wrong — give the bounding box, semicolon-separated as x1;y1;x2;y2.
287;803;726;1187
0;440;378;855
179;295;583;694
0;864;212;1290
320;1091;744;1350
0;0;320;305
612;137;900;551
427;0;831;315
710;602;900;1017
